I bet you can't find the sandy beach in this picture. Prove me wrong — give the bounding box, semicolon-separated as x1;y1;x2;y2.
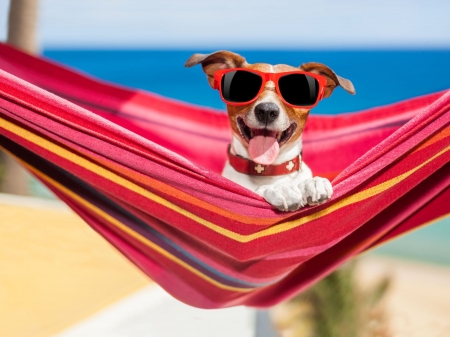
0;193;150;337
357;256;450;337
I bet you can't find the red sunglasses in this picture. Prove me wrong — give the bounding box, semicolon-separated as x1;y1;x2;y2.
213;68;327;108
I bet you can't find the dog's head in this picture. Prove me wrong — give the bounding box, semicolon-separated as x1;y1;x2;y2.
185;51;355;165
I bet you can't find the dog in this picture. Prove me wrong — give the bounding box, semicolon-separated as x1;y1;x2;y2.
185;51;355;211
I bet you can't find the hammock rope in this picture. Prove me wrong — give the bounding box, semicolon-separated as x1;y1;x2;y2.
0;43;449;308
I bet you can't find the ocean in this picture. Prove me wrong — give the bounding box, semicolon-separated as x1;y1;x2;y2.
41;49;450;265
43;49;450;114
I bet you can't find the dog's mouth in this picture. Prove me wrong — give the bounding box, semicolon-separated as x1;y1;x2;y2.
237;117;297;147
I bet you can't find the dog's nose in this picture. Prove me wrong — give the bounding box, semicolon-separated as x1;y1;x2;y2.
254;103;280;124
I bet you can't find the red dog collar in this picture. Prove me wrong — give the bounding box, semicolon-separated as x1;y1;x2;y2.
228;146;301;176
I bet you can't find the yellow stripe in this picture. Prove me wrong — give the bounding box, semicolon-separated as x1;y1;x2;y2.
0;116;247;227
249;145;450;241
1;116;449;243
0;147;253;293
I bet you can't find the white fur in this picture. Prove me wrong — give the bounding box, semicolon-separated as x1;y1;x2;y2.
223;136;332;212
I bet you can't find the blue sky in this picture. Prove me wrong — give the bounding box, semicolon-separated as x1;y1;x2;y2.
1;0;450;49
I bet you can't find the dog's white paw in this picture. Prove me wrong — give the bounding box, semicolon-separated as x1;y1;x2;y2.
298;177;333;206
258;177;333;212
261;184;305;212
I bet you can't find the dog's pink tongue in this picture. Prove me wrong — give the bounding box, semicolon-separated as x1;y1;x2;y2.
248;135;279;165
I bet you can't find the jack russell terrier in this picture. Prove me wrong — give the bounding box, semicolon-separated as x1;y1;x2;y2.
186;51;355;211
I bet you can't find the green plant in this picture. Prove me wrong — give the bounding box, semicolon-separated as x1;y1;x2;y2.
271;261;391;337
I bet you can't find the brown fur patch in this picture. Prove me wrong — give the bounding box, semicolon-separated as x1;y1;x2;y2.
300;62;355;97
185;51;248;88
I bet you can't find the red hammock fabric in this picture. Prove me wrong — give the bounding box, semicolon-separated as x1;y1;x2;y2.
0;43;449;308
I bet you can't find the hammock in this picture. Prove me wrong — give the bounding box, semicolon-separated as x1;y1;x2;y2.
0;43;449;309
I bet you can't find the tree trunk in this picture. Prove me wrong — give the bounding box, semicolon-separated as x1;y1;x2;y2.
0;0;39;195
7;0;39;54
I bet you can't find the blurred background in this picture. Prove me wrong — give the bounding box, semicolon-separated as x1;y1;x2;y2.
0;1;449;336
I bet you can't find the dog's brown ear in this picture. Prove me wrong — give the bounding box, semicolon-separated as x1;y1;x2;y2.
185;51;248;88
300;62;355;98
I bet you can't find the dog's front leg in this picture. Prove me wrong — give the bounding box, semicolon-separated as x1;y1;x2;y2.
256;177;333;212
298;176;333;206
256;184;305;212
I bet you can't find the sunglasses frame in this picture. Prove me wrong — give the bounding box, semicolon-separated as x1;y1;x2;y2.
213;68;328;109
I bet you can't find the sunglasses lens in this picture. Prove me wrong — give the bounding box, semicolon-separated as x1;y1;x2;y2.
278;74;320;106
221;70;263;103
